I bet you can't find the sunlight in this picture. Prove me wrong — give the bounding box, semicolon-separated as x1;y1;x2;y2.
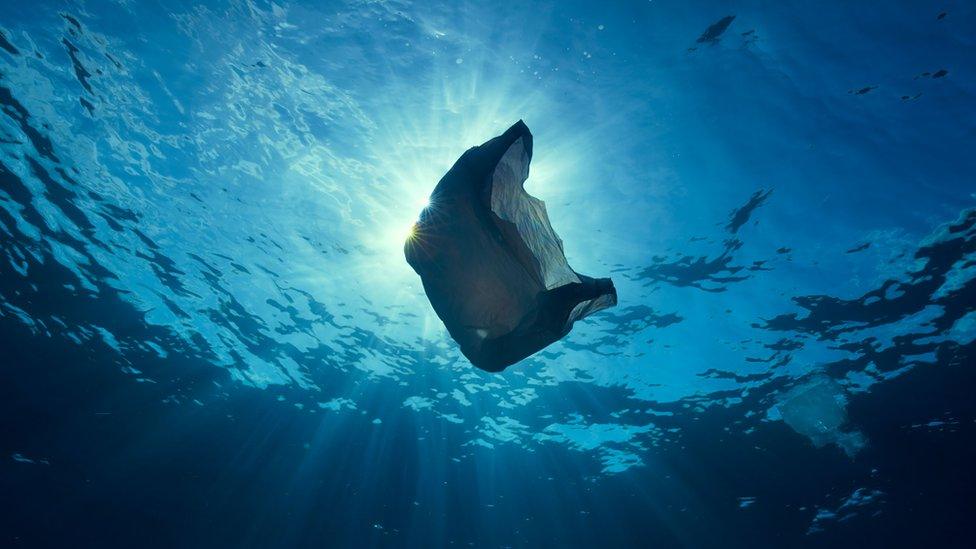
398;220;419;247
329;29;609;333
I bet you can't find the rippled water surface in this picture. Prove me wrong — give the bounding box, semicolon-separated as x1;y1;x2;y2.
2;1;975;547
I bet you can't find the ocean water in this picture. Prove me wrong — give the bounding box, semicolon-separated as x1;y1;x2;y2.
1;1;974;547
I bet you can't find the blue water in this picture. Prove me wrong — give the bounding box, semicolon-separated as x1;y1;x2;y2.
1;1;974;547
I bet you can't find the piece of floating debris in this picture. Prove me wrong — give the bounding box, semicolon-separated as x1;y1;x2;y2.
738;496;757;509
915;69;949;79
697;15;736;43
405;121;617;372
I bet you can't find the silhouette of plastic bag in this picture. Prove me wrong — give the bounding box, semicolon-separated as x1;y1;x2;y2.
405;121;617;372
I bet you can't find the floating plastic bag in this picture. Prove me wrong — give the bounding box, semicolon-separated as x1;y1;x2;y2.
405;121;617;371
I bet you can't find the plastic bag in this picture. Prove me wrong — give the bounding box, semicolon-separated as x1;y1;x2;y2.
405;121;617;371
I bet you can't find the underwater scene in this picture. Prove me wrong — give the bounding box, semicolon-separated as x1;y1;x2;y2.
1;1;975;547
